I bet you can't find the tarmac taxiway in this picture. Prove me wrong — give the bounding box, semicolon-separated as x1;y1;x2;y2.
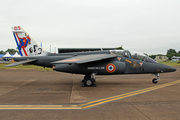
0;68;180;120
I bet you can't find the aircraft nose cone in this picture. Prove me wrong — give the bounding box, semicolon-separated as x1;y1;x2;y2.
163;66;176;72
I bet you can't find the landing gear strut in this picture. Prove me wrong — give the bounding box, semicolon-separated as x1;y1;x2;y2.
152;73;160;84
82;73;96;87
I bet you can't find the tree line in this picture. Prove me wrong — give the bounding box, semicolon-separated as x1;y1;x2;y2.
148;49;180;60
0;49;19;55
0;48;179;60
166;49;180;60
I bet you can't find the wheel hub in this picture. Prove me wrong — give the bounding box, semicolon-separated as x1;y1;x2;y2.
86;80;92;86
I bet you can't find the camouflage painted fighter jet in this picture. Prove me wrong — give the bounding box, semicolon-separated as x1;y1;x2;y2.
6;26;176;87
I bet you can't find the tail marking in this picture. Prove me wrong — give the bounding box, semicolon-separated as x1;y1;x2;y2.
12;26;47;56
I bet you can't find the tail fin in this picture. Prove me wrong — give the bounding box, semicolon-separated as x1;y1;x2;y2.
12;26;48;56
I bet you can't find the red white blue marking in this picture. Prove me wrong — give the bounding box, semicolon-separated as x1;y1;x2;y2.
13;33;28;56
106;63;116;73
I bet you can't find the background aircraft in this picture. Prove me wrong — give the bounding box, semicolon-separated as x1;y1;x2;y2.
172;56;180;61
6;26;176;87
172;56;180;59
171;56;180;64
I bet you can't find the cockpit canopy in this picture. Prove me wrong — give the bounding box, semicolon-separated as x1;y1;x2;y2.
110;50;157;63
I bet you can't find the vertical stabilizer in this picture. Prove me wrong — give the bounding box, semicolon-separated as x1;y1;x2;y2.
12;26;48;56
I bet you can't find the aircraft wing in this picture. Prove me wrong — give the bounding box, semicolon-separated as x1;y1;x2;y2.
5;59;37;67
52;54;117;64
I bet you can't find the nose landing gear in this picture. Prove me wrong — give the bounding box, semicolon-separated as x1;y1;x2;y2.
152;73;160;84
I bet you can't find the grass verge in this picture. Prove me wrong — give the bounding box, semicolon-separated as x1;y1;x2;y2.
0;62;52;71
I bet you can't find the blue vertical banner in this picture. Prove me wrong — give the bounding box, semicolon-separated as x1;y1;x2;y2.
13;33;23;56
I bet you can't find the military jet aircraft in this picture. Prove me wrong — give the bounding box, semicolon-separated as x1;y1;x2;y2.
6;26;176;87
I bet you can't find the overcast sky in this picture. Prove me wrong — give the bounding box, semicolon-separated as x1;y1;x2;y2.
0;0;180;55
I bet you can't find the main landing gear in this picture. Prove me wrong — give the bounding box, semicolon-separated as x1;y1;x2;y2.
82;73;97;87
152;73;160;84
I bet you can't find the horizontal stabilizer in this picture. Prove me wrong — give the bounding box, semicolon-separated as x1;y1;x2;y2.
52;54;117;64
5;59;37;67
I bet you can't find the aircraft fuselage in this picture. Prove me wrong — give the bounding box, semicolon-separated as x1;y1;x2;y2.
13;50;176;75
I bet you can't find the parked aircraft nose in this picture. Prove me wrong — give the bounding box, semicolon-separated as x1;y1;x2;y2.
163;66;176;72
160;64;176;73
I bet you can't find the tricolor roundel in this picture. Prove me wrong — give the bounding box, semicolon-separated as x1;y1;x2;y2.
106;63;116;73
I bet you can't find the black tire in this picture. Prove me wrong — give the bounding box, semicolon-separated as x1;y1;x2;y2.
82;75;91;83
85;79;93;86
152;78;158;84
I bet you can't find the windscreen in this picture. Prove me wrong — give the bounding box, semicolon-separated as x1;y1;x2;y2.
110;50;157;63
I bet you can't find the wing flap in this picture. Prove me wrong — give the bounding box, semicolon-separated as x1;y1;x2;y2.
5;59;37;67
51;54;117;64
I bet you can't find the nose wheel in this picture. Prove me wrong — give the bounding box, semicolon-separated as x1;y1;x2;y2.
152;73;160;84
152;78;158;84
